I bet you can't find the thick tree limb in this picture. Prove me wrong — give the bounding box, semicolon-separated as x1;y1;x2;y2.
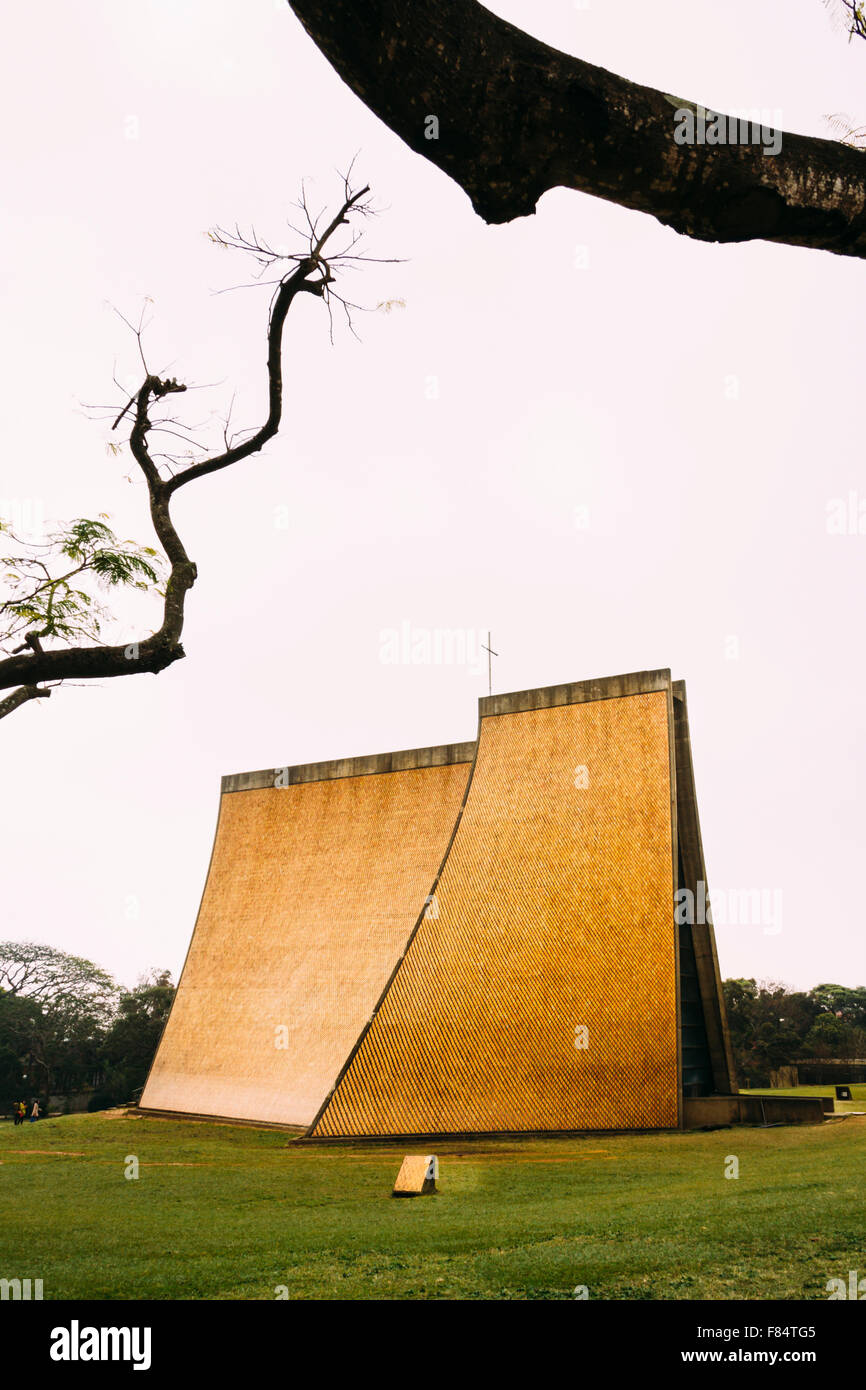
0;632;186;694
286;0;866;257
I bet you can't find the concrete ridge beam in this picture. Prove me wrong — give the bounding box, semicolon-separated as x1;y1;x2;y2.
479;668;672;719
221;740;476;794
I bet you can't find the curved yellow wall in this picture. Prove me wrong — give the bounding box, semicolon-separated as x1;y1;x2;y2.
313;692;678;1136
141;760;471;1127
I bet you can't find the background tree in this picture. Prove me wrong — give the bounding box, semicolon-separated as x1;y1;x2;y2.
803;1011;852;1058
723;977;866;1082
724;979;817;1081
98;970;175;1108
809;982;866;1025
0;947;176;1113
0;990;42;1112
0;941;119;1018
285;1;866;258
0;175;378;724
0;988;102;1113
0;942;119;1110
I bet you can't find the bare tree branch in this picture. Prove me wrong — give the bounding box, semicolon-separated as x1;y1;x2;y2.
0;179;375;716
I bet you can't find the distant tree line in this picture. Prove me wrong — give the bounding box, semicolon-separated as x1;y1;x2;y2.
0;941;174;1115
723;979;866;1085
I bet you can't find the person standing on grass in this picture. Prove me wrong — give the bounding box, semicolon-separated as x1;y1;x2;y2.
30;1100;40;1123
17;1101;26;1126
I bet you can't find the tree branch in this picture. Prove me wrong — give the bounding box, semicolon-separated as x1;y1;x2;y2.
286;0;866;257
0;181;371;711
0;685;51;720
164;183;369;496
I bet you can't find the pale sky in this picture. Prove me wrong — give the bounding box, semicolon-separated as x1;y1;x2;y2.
1;1;863;994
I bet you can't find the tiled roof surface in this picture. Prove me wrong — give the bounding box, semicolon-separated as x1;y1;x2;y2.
141;758;472;1126
313;692;678;1136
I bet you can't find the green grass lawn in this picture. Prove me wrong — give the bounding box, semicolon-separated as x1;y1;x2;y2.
0;1110;863;1300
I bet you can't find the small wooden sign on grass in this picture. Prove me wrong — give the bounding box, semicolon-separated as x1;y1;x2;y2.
392;1154;438;1196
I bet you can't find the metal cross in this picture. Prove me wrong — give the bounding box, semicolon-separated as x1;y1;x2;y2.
482;631;498;697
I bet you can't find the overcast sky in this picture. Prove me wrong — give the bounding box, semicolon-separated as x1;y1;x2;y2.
1;1;863;994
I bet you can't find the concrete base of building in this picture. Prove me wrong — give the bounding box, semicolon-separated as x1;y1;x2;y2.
683;1094;829;1127
138;1098;833;1136
136;1106;307;1134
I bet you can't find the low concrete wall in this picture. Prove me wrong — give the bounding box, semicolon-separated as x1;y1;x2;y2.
684;1095;827;1128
